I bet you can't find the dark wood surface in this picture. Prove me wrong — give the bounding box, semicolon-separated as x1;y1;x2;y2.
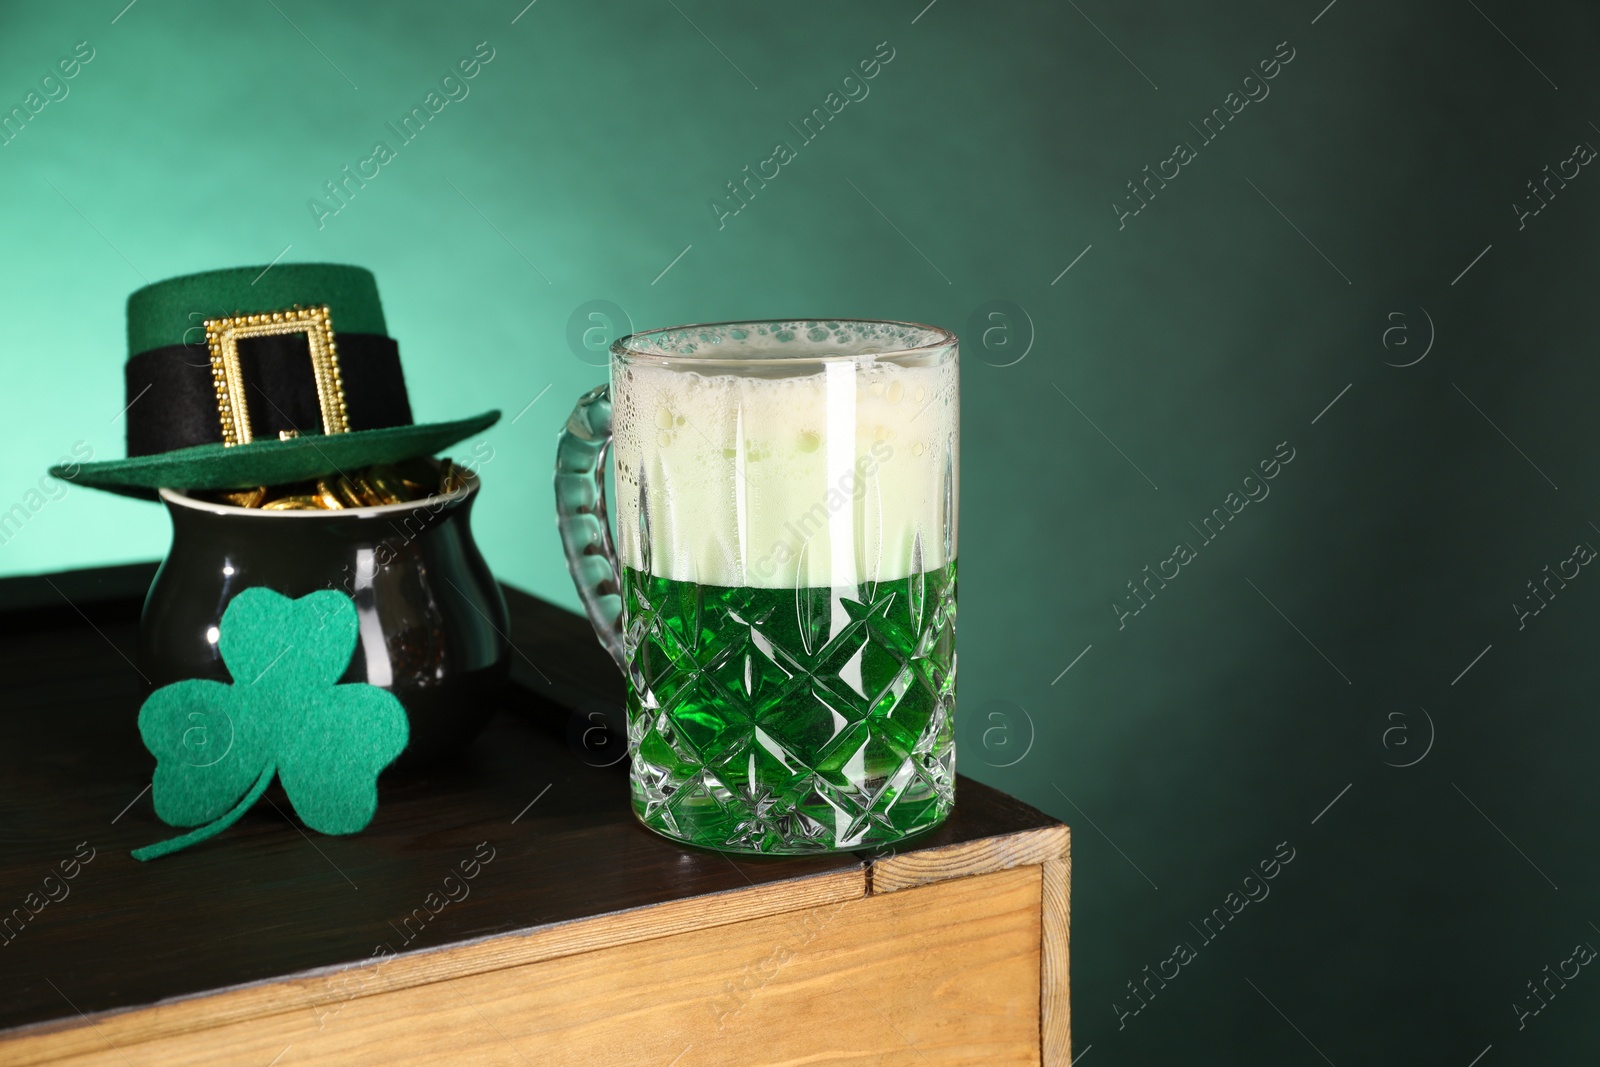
0;564;1060;1035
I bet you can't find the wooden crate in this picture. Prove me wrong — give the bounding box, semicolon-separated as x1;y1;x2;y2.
0;565;1070;1066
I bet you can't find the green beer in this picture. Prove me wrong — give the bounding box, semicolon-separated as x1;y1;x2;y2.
557;319;959;854
623;561;956;853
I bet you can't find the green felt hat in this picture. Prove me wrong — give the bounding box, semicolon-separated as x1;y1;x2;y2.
56;264;499;498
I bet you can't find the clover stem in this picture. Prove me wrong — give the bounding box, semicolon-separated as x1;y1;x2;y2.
131;764;277;862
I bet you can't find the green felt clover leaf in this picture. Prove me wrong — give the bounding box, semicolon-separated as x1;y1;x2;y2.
132;588;409;861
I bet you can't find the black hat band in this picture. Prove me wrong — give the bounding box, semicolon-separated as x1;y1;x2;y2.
124;333;414;458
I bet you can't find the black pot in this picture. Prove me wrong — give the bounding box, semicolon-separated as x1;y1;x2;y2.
140;472;509;769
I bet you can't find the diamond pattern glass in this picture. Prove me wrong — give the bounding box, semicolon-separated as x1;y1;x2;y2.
623;563;957;854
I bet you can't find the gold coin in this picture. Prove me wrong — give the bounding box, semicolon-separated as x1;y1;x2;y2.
261;495;322;511
332;474;366;508
348;472;377;505
352;470;401;506
219;486;267;509
439;459;466;494
367;465;412;505
259;480;314;507
314;479;346;510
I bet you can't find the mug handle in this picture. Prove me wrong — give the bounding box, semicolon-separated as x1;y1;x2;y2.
554;383;627;675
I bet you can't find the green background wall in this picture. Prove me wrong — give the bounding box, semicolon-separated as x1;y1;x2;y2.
3;0;1597;1060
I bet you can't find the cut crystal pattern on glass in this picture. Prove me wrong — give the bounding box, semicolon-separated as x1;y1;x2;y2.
623;562;956;854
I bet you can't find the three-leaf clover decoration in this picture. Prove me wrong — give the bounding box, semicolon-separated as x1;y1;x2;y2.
132;588;409;861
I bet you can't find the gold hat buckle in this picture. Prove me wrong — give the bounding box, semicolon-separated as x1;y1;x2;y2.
205;304;350;446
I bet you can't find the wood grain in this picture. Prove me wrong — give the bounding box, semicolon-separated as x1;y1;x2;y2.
868;823;1069;895
1;868;867;1066
1041;851;1072;1066
11;865;1042;1067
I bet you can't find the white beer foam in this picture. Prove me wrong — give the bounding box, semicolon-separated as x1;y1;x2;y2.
614;356;958;588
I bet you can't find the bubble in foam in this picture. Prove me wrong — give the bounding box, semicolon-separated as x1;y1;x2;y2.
619;319;947;362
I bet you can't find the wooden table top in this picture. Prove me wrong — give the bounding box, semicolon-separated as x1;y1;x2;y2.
0;563;1062;1038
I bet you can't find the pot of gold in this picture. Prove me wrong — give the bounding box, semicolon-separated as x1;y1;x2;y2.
55;263;507;767
141;457;507;768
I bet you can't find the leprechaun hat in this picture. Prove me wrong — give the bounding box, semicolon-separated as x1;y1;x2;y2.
57;263;499;498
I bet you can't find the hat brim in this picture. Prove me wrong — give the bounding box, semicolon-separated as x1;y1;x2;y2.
55;411;501;500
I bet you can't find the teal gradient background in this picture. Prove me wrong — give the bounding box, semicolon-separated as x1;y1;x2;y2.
3;1;1599;1061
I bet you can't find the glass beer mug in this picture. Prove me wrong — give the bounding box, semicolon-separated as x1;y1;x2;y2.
555;319;958;854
